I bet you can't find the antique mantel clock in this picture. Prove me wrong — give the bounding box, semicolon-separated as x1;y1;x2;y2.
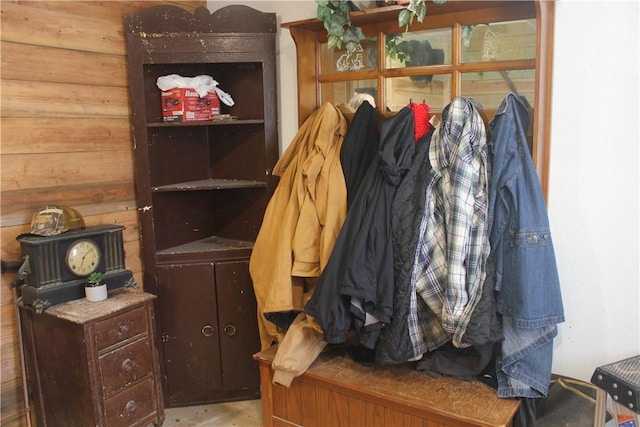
17;224;135;312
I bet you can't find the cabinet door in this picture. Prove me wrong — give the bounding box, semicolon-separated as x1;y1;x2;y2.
215;260;261;391
156;264;222;405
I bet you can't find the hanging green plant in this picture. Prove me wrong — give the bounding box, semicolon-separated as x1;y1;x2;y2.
316;1;365;54
399;0;425;29
399;0;449;30
385;33;413;63
316;0;448;55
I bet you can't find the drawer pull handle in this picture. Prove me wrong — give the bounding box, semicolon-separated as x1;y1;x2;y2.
223;324;237;337
125;400;137;413
122;358;134;372
201;325;215;337
118;322;130;334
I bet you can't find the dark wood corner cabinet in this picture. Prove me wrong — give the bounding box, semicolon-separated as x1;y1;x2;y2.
283;0;553;197
125;5;278;407
19;289;164;427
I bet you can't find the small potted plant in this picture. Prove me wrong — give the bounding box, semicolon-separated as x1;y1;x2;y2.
85;272;108;302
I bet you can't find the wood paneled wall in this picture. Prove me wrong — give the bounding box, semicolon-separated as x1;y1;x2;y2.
0;1;205;425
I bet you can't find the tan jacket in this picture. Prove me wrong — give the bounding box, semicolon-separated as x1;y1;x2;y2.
250;103;347;349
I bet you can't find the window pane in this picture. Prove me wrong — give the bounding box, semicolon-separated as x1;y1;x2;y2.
319;38;377;74
460;69;535;109
461;20;536;63
385;74;451;113
385;28;451;70
320;80;378;109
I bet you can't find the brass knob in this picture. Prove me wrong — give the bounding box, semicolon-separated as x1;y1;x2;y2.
201;325;215;337
118;322;130;334
223;324;237;336
125;400;137;413
122;358;133;372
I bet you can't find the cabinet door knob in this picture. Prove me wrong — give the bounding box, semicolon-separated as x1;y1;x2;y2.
223;324;237;336
122;358;134;372
201;325;215;337
125;400;137;413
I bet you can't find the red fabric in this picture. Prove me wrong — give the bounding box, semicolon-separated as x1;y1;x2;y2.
409;102;431;143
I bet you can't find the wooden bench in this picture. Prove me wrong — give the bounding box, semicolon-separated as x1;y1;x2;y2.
254;345;520;427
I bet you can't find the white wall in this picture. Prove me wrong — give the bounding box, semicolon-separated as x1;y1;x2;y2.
208;0;640;382
548;0;639;380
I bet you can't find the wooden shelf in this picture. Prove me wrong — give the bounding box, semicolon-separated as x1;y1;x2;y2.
156;235;253;264
152;178;267;192
281;2;520;32
147;119;264;127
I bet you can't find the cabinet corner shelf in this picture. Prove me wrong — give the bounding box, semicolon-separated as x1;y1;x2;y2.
156;236;253;264
152;178;267;192
126;4;278;407
147;119;264;128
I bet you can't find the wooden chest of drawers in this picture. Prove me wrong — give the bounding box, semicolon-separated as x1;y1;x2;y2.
19;288;164;427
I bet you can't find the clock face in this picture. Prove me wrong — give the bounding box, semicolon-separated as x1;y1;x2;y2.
65;239;102;277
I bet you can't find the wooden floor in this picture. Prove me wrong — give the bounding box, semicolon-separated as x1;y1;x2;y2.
163;399;262;426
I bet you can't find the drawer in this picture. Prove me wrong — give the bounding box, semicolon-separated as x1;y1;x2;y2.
95;306;148;350
104;377;157;427
100;338;153;397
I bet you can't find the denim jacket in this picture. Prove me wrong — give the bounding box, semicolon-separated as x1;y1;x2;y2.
488;93;564;397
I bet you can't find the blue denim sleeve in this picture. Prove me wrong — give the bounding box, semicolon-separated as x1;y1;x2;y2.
489;94;565;328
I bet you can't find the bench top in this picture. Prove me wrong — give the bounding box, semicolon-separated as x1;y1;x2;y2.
255;345;520;427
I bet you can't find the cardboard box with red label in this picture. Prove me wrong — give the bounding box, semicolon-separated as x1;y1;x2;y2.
161;88;221;122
